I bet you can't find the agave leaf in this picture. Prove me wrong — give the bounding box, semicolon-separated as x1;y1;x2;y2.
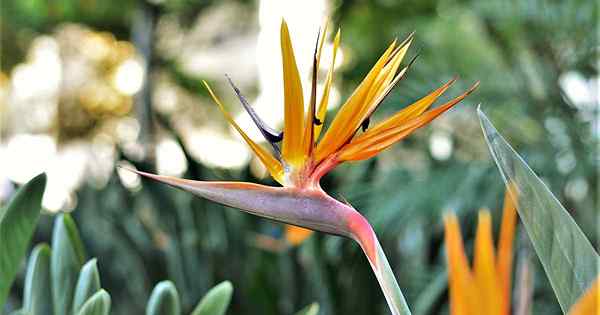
294;303;320;315
23;244;53;315
478;108;599;312
190;281;233;315
76;290;111;315
52;213;86;315
0;173;46;309
146;281;181;315
72;259;102;314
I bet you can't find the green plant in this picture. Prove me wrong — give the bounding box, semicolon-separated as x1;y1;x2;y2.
3;202;319;315
478;108;599;313
0;173;46;310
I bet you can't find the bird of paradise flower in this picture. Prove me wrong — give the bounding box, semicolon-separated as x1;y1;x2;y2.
444;189;599;315
126;19;478;315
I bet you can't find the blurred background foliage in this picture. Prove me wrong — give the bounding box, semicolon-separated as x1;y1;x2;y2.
0;0;597;314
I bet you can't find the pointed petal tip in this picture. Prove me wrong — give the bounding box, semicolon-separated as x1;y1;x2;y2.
443;210;458;222
334;28;341;41
116;164;137;174
406;52;420;69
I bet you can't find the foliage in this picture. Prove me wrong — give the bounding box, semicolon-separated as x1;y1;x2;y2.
479;109;599;313
0;174;46;309
1;0;597;314
2;209;316;315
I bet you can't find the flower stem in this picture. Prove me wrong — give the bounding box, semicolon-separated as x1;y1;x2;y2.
349;213;412;315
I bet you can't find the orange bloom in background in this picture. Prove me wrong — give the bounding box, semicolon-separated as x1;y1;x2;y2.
444;190;599;315
444;190;517;315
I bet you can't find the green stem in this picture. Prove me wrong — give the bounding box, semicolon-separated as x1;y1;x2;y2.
349;212;412;315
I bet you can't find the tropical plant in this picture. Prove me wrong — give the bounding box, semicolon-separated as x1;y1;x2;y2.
125;17;479;315
1;188;318;315
473;109;599;314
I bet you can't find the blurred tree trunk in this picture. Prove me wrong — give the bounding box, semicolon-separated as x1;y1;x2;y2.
132;0;159;170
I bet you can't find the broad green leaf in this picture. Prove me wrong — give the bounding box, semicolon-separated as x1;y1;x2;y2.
72;259;101;314
478;108;599;312
23;244;53;315
190;281;233;315
294;302;320;315
52;213;86;315
0;173;46;309
76;290;111;315
146;281;180;315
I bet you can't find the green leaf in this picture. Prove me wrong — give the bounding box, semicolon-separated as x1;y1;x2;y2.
190;281;233;315
51;213;86;315
294;302;320;315
478;108;599;312
146;281;181;315
23;244;53;315
0;173;46;309
72;259;101;314
76;290;111;315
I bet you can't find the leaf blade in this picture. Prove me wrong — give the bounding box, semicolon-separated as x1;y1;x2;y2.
478;108;599;312
146;281;180;315
294;303;320;315
76;290;111;315
0;173;46;309
23;244;53;315
72;259;102;315
52;213;86;315
190;281;233;315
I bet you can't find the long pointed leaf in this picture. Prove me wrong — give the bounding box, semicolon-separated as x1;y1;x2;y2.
190;281;233;315
23;244;53;315
294;303;320;315
0;173;46;309
146;281;180;315
76;290;111;315
72;259;101;314
52;213;86;315
478;108;599;312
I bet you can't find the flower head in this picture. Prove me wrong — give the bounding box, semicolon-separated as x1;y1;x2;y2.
203;20;478;189
127;19;478;315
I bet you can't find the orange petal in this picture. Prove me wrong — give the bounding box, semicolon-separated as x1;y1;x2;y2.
280;20;305;166
360;77;457;139
473;210;503;315
361;40;411;114
337;82;479;161
568;276;600;315
285;225;314;245
315;35;411;162
314;29;341;140
497;186;518;315
443;212;478;315
203;81;284;184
